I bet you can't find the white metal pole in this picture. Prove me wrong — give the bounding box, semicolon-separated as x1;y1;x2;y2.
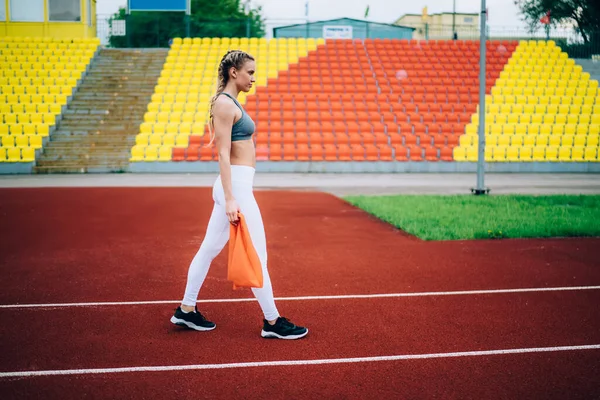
473;0;489;195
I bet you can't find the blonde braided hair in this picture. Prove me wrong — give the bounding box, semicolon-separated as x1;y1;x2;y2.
206;50;255;147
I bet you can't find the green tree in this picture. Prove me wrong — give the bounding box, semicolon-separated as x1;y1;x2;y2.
108;0;265;48
514;0;600;43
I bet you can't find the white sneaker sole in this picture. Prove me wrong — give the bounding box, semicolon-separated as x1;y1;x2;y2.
261;328;308;340
170;316;216;331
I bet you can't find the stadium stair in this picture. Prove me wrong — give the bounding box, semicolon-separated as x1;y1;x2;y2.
33;48;168;173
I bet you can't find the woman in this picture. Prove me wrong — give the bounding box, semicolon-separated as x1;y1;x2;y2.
170;50;308;340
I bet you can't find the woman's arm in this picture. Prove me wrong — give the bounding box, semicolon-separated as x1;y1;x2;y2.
212;97;240;224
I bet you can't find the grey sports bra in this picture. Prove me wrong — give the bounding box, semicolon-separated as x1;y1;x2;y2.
219;92;255;142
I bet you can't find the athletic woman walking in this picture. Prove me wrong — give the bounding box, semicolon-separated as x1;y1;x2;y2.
170;50;308;340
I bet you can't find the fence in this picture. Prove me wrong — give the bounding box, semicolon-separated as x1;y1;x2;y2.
96;14;600;59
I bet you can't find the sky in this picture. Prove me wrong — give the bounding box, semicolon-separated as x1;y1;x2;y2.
97;0;528;30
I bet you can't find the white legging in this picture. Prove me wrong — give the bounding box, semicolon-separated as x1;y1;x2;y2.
181;165;280;321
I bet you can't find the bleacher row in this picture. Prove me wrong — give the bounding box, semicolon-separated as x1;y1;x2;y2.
455;40;600;162
0;37;100;162
131;37;518;162
1;36;598;164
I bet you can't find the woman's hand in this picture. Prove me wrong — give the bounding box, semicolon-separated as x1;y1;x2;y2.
226;199;240;225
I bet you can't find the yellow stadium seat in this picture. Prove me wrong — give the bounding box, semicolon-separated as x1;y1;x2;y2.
7;147;21;162
37;124;50;136
144;112;157;123
531;114;543;124
453;147;466;161
15;135;29;147
21;147;35;162
493;146;507;161
549;135;561;146
136;134;149;146
158;146;172;161
519;146;532;160
554;114;567;125
542;115;555;124
532;146;545;161
562;135;574;147
2;135;14;147
587;136;599;147
538;135;552;146
162;134;176;147
573;135;587;147
497;136;511;146
510;135;524;146
459;135;473;147
571;146;585;161
466;147;478;161
23;124;36;135
546;146;559;161
140;123;152;135
130;145;145;162
29;135;42;149
576;125;588;135
175;134;189;147
10;124;23;135
145;145;159;161
466;124;477;135
178;122;192;135
515;124;527;135
558;146;571;161
153;123;166;134
562;124;576;136
505;146;519;161
491;125;502;136
540;124;552;135
0;147;6;162
584;147;597;160
523;135;536;147
149;134;163;146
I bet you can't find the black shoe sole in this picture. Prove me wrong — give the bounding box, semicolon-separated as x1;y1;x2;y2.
170;316;216;331
261;328;308;340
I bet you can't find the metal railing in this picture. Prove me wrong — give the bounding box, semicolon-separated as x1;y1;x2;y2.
96;15;600;59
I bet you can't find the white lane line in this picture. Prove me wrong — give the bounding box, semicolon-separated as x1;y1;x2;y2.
1;344;599;378
1;285;599;309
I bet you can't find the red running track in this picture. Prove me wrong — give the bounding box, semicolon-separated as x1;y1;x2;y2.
0;188;599;399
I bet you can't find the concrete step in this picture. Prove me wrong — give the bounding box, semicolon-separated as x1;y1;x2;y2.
44;139;134;145
46;137;136;145
36;48;167;173
33;165;130;174
37;154;131;163
60;115;141;122
56;123;140;129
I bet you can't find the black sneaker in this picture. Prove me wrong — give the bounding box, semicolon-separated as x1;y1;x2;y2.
170;306;216;331
261;317;308;340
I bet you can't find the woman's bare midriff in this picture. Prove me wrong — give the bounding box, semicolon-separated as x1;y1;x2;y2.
230;139;256;168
